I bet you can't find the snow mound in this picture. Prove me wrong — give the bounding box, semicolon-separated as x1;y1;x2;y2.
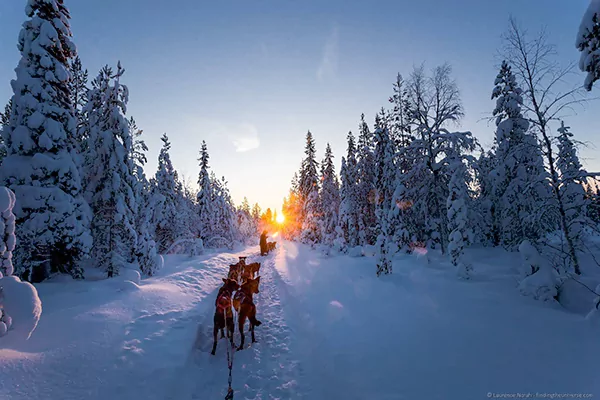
0;275;42;340
456;262;473;280
518;265;559;302
348;246;364;257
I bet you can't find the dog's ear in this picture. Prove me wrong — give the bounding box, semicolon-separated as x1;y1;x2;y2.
222;278;227;283
256;276;261;283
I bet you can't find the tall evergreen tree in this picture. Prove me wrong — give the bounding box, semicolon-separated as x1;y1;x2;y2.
373;115;396;276
84;64;137;277
155;133;180;252
447;156;473;275
298;131;319;202
490;61;548;249
197;140;213;240
356;114;377;245
0;0;92;281
318;143;340;246
338;132;359;247
556;122;590;274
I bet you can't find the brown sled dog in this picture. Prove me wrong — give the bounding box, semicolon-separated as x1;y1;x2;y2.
211;278;240;355
233;276;262;351
241;262;261;281
267;242;276;252
228;264;241;282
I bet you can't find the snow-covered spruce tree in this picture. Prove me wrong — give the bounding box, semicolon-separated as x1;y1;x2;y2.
490;61;548;249
503;19;588;274
373;114;396;276
556;121;590;273
128;118;161;276
84;64;137;278
298;131;319;207
338;132;359;248
197;140;214;241
155;133;180;252
210;175;238;246
318;143;340;247
388;73;412;152
577;0;600;91
472;150;498;246
356;114;377;246
401;64;476;254
447;155;473;278
300;189;321;245
0;0;92;281
298;131;320;243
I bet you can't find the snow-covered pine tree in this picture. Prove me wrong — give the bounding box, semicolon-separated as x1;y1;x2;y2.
338;132;359;247
197;140;213;241
128;117;161;276
298;131;319;205
356;114;377;246
300;189;321;245
577;0;600;91
298;131;320;243
388;73;412;152
318;143;340;246
447;155;473;277
155;133;180;252
0;0;92;281
84;64;137;277
373;114;396;276
490;61;548;249
556;121;590;275
472;150;498;246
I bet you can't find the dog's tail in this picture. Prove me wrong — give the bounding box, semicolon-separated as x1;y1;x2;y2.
250;316;262;327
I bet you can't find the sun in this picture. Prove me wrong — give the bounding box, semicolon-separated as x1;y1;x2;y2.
276;213;285;224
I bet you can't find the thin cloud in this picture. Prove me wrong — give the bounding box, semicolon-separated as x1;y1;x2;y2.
229;123;260;152
317;24;339;81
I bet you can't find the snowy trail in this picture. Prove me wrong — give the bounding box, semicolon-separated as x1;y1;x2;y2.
168;248;307;400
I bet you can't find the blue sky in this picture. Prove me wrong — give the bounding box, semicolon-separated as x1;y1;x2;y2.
0;0;597;214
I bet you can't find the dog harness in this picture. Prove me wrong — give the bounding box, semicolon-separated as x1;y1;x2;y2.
216;290;233;313
234;290;249;305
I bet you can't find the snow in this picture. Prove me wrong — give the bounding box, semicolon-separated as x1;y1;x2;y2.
0;242;597;399
0;275;42;341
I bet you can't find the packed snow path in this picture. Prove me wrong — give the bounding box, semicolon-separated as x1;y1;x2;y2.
1;241;599;399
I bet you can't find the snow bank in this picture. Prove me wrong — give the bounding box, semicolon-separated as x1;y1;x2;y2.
0;275;42;340
518;265;559;302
